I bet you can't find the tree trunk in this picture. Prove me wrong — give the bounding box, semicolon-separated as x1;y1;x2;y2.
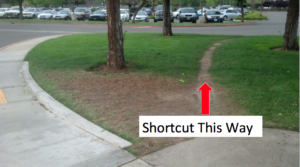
18;0;23;20
260;0;263;16
282;0;299;50
131;0;146;23
240;3;244;22
163;0;172;36
106;0;126;70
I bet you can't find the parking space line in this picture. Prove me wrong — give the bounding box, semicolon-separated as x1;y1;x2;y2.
0;89;8;104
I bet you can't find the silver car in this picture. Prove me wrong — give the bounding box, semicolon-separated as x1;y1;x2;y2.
74;7;91;21
38;10;56;20
53;10;71;20
23;8;41;19
132;11;149;22
0;8;9;18
221;9;241;21
179;8;197;23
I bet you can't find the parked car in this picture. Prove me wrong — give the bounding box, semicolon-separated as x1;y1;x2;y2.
101;9;107;14
221;9;241;21
37;10;56;20
204;10;224;23
89;10;107;21
154;5;174;22
173;8;183;19
53;10;71;20
178;8;201;19
3;6;25;19
233;8;250;13
142;7;152;16
63;8;73;14
129;6;138;19
23;8;41;19
179;8;197;23
54;8;62;12
120;9;129;22
219;5;232;10
197;8;209;14
0;8;9;18
74;7;91;21
132;11;149;22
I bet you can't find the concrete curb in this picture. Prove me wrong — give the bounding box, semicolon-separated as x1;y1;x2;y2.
21;61;131;148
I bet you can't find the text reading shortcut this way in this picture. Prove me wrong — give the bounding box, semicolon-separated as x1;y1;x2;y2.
139;116;262;137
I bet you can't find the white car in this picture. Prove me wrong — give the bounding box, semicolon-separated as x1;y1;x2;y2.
38;10;56;20
173;8;183;19
23;8;41;19
131;11;149;22
221;9;241;21
197;8;210;14
0;8;9;18
120;9;129;22
3;6;25;18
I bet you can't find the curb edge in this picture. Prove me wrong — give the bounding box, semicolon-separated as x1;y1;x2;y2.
21;61;132;148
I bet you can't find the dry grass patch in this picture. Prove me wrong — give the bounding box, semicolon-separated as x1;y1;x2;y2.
46;70;200;156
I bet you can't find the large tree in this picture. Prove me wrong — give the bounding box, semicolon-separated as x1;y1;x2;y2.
17;0;23;20
163;0;172;36
259;0;265;17
282;0;299;50
106;0;126;70
236;0;246;22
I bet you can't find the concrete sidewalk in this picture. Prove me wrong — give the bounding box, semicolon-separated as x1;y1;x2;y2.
0;35;299;167
141;128;299;167
0;36;143;167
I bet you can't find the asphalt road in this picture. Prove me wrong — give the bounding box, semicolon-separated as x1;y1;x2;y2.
0;12;292;48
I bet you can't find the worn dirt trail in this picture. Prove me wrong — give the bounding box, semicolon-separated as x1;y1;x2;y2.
195;41;244;115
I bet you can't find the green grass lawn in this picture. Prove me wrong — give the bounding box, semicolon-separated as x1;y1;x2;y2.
235;10;268;20
0;18;257;26
210;36;299;130
25;33;233;82
24;33;299;156
24;33;299;132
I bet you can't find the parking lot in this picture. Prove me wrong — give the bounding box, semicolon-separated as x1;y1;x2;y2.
0;10;298;167
0;12;292;49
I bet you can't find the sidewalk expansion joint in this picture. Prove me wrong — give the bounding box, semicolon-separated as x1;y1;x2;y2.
8;99;36;104
0;89;8;104
0;60;23;63
0;85;25;89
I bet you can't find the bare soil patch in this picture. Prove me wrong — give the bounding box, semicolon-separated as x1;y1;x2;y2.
44;41;243;156
46;70;199;156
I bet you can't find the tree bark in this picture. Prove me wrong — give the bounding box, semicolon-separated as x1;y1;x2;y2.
260;0;263;16
240;3;244;22
282;0;299;50
163;0;172;36
106;0;126;70
131;0;146;23
18;0;23;20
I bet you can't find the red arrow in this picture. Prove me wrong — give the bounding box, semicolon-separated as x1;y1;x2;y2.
198;83;213;115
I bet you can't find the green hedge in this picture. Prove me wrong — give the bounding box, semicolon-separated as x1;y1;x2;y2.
235;10;268;20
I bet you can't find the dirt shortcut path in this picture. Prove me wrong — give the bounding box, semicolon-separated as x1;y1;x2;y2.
196;41;243;115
